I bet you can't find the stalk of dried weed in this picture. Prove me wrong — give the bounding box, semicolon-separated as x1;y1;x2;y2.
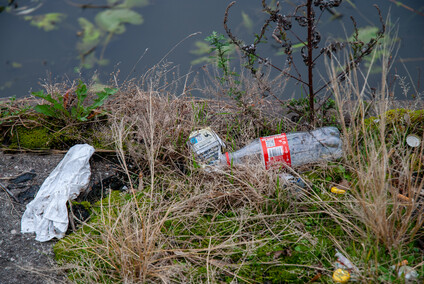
66;55;337;282
327;22;423;251
61;62;299;283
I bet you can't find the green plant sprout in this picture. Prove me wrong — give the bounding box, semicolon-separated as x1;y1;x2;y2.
33;80;117;122
0;96;31;122
205;31;245;102
205;31;235;81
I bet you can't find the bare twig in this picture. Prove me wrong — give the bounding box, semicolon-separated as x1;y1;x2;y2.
387;0;424;17
0;182;20;203
65;0;118;9
224;1;308;86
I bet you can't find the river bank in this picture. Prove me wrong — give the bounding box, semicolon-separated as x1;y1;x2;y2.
1;51;424;282
1;91;423;282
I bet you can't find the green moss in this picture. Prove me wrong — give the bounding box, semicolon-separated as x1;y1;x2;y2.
54;190;131;283
9;126;53;149
4;118;116;150
361;108;424;156
7;125;81;150
85;128;115;150
365;109;424;135
71;200;92;212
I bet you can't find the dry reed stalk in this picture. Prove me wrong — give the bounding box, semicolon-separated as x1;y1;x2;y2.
59;60;297;283
326;20;424;250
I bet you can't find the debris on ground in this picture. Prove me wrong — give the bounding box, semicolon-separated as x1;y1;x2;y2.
21;144;95;242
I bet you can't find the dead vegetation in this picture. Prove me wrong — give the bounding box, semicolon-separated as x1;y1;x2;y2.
50;49;424;283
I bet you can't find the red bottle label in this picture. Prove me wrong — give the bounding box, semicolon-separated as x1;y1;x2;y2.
260;133;291;169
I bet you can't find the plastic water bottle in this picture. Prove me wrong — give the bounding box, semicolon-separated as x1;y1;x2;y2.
218;127;342;169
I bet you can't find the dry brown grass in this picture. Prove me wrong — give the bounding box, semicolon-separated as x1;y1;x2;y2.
53;24;424;283
52;56;325;283
326;27;424;250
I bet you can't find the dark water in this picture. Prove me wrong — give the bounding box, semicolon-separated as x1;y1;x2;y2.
0;0;423;99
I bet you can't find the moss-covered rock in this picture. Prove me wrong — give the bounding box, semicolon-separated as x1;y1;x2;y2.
363;109;423;150
365;108;424;136
9;126;53;149
84;127;115;150
4;120;116;150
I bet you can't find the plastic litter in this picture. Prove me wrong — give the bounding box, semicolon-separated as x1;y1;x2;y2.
188;127;342;169
21;144;95;242
393;260;409;268
397;193;412;202
334;250;359;281
188;127;226;166
333;268;350;283
331;186;346;194
278;173;306;196
279;173;306;189
406;134;421;148
218;127;342;169
396;266;419;281
335;251;357;270
390;260;419;282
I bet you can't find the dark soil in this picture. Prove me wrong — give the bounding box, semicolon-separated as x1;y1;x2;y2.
0;149;120;284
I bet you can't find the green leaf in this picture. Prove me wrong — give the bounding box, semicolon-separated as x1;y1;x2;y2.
32;91;56;104
34;104;57;117
32;90;47;99
78;18;102;44
11;62;22;68
75;80;88;104
190;41;213;56
70;106;77;118
77;114;88;122
95;8;143;34
107;0;121;5
87;88;117;111
79;52;98;70
378;265;389;273
98;58;110;66
70;81;87;119
52;99;66;113
89;83;110;93
70;105;88;121
24;13;66;32
349;26;379;43
121;0;149;8
241;11;253;33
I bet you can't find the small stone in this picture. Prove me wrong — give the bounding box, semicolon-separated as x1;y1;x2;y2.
10;229;17;234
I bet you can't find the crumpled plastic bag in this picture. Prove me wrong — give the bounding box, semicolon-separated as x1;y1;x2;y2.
21;144;95;242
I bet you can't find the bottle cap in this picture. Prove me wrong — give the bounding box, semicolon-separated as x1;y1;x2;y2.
331;187;346;194
333;268;350;283
406;134;421;147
